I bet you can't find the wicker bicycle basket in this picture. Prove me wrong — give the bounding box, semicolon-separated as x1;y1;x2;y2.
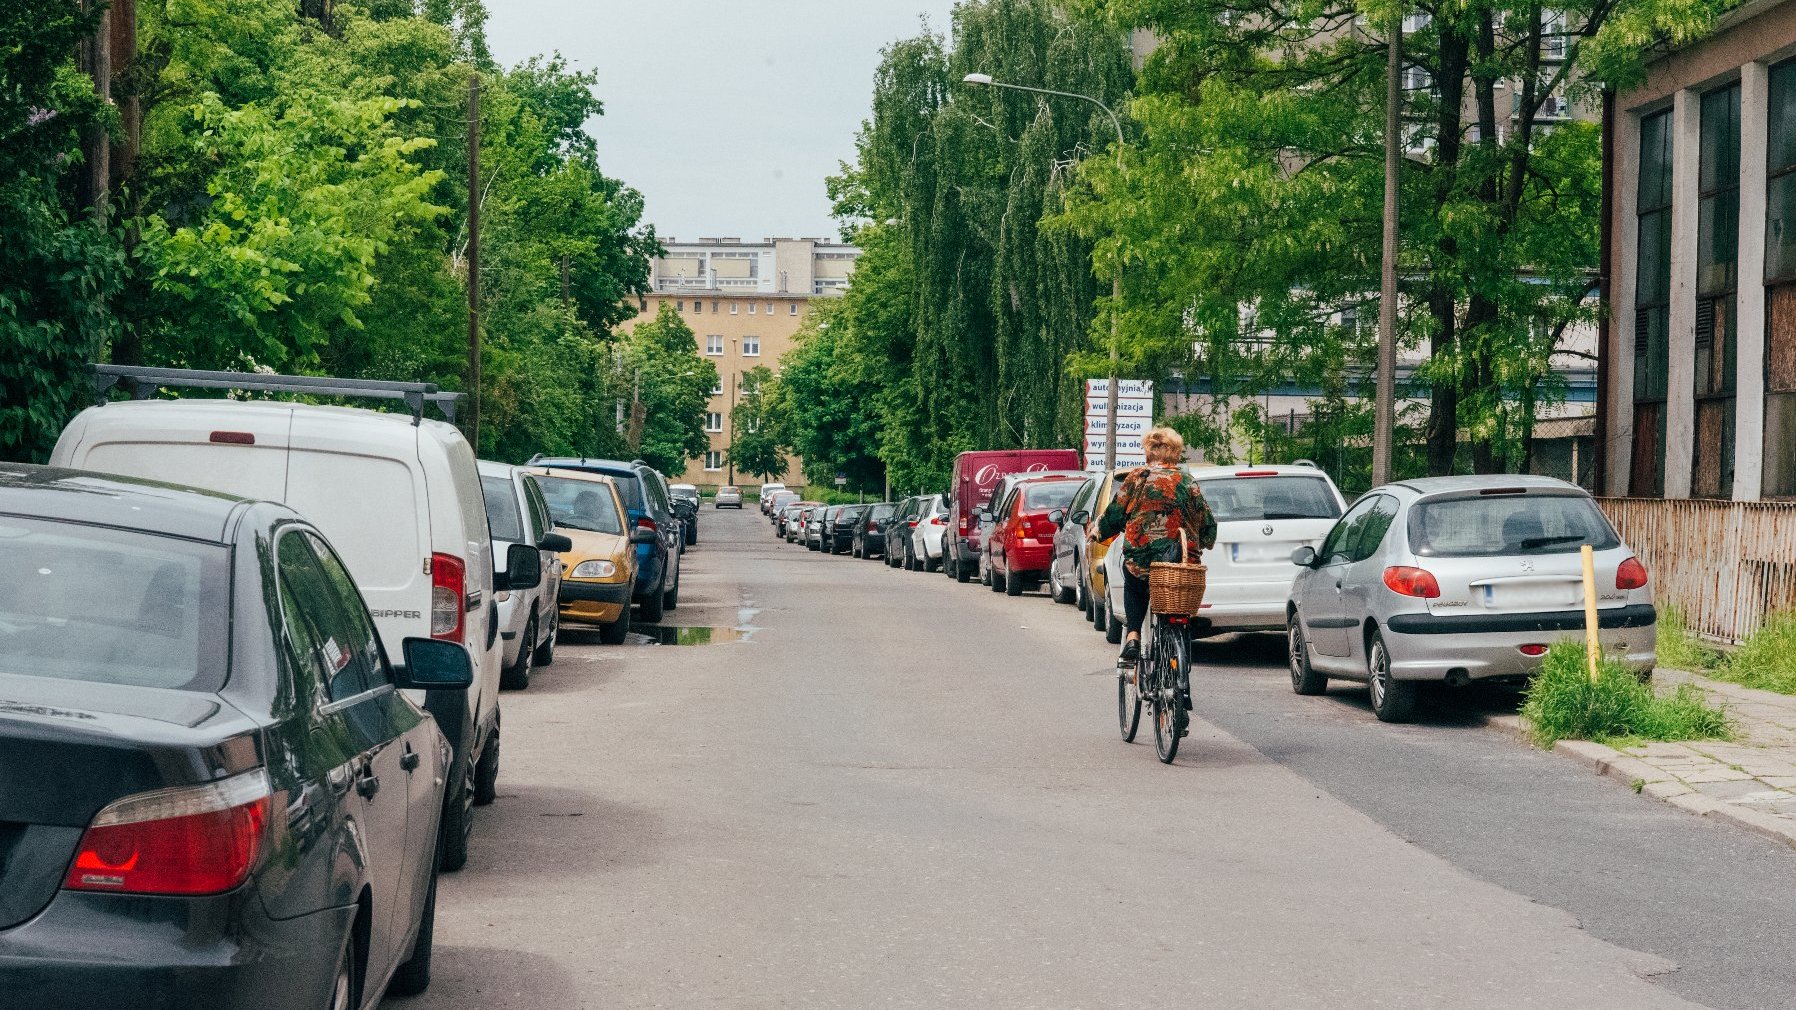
1148;529;1208;616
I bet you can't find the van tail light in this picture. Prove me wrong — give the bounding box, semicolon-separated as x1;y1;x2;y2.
1616;557;1649;590
958;514;969;534
64;770;271;896
1382;566;1441;599
430;552;466;642
208;430;255;445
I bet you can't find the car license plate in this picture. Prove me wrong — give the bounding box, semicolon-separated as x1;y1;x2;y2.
1230;541;1294;564
1481;580;1581;610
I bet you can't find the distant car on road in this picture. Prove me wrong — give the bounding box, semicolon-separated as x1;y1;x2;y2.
907;494;948;572
759;483;788;514
768;491;800;528
807;506;840;551
885;496;923;568
853;502;896;559
829;504;868;554
669;482;700;547
479;460;574;690
943;449;1081;583
1287;475;1656;722
715;485;744;508
0;465;482;1006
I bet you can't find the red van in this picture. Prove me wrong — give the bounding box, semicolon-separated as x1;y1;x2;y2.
944;449;1080;583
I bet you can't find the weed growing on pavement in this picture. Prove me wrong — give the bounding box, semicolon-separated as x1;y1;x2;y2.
1522;642;1732;748
1655;606;1722;672
1708;612;1796;696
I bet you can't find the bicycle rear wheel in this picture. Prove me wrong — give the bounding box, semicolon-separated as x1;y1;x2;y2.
1118;662;1142;742
1152;624;1189;764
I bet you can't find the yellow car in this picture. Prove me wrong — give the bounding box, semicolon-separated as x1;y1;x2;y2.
522;467;639;644
1083;468;1131;636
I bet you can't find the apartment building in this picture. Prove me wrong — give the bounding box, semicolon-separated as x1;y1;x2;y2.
1601;0;1796;500
625;236;861;488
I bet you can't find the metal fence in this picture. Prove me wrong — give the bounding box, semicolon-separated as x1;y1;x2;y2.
1598;497;1796;644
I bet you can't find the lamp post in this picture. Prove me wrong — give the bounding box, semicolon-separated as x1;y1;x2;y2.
963;72;1126;471
727;337;738;484
1372;14;1403;486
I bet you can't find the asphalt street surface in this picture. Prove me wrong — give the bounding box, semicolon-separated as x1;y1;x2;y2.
393;508;1796;1009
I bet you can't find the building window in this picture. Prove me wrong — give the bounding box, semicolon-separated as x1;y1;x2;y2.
1632;108;1673;497
1767;60;1796;498
706;412;723;433
711;378;724;395
705;334;724;356
676;300;685;312
743;336;760;356
765;304;776;316
1694;83;1740;499
704;451;723;472
711;300;720;312
748;303;756;315
730;302;739;314
789;303;798;315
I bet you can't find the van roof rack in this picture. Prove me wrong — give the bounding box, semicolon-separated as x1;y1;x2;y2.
92;364;465;426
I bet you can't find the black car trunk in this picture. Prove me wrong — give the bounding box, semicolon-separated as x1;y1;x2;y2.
0;677;261;930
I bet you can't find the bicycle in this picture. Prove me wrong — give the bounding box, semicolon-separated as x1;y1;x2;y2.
1117;611;1195;763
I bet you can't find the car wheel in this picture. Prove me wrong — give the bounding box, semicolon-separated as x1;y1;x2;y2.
1366;627;1417;723
1288;612;1328;696
852;541;862;559
1052;568;1076;605
955;553;971;583
500;619;534;690
532;610;557;667
327;930;359;1010
1076;572;1090;614
989;562;1005;593
438;744;474;872
1004;564;1023;596
388;858;438;997
638;575;667;623
1105;601;1123;644
472;718;499;806
599;603;633;644
662;566;680;610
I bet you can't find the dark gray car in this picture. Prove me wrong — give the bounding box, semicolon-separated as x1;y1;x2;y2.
0;465;510;1008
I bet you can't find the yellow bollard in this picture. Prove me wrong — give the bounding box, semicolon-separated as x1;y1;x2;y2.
1580;544;1600;681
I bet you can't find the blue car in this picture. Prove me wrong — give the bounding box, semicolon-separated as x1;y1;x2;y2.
528;458;682;622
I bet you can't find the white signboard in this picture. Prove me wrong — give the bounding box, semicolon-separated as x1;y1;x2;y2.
1085;378;1155;398
1084;396;1154;417
1086;455;1145;472
1084;435;1145;455
1083;414;1152;437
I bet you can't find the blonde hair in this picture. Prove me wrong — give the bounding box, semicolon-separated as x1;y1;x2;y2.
1141;426;1185;464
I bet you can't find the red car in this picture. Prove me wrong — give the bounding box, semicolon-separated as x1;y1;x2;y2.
982;473;1089;596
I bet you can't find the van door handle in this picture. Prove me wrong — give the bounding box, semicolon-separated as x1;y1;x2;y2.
400;744;421;773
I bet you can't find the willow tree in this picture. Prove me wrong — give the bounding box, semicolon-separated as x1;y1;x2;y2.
829;1;1133;488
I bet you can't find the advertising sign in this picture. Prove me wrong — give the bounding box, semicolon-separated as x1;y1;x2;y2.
1082;414;1152;437
1084;378;1155;398
1083;378;1154;469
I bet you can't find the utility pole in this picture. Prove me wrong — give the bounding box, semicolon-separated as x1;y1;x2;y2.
466;74;482;449
109;0;137;192
727;337;738;484
1372;14;1403;487
79;0;111;224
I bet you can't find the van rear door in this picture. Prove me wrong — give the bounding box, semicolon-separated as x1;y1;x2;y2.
57;402;294;501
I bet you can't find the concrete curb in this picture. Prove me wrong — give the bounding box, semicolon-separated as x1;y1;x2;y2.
1485;714;1796;852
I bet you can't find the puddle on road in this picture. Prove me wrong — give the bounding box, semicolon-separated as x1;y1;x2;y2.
636;625;752;645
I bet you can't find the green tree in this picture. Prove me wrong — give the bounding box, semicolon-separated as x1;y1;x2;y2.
728;365;787;483
769;300;887;494
0;0;123;462
624;304;717;475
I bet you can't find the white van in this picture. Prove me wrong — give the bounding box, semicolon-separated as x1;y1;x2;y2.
52;370;504;872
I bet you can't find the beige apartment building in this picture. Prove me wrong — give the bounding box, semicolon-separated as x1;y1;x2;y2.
621;236;860;488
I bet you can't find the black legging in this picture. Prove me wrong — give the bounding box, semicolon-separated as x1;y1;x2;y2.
1123;567;1150;635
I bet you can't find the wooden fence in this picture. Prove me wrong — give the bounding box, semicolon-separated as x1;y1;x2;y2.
1598;497;1796;644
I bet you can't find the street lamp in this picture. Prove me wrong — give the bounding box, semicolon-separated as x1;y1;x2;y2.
962;72;1127;472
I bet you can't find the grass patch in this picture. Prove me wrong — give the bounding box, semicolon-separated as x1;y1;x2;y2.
1708;611;1796;696
1521;642;1731;748
1654;606;1722;672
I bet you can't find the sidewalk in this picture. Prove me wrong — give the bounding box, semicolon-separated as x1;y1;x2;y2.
1492;669;1796;850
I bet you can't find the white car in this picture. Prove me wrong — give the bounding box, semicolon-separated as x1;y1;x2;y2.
479;460;571;691
715;485;744;508
52;367;508;873
759;483;788;514
1105;463;1346;638
908;493;948;571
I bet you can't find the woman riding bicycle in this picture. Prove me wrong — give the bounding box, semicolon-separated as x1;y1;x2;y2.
1097;426;1217;662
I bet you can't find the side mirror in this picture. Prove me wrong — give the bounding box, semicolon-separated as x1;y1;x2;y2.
497;543;542;591
1048;508;1066;525
538;532;573;554
1290;546;1318;568
396;638;474;691
976;509;992;523
631;526;659;544
1070;509;1090;525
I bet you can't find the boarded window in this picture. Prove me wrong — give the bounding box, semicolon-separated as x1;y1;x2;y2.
1634;106;1673;496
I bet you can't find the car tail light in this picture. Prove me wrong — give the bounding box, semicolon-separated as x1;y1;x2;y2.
1616;557;1649;590
1518;644;1548;657
931;515;946;526
431;552;466;642
907;520;918;528
1382;566;1441;599
636;516;658;533
64;770;271;896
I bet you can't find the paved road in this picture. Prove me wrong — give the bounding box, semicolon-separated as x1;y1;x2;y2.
393;508;1796;1009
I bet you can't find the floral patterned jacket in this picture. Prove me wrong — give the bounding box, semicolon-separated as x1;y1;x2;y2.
1097;463;1218;578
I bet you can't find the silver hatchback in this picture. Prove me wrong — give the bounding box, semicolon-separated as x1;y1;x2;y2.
1286;476;1656;723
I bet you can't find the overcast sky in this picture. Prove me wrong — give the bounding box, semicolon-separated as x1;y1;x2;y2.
485;2;958;243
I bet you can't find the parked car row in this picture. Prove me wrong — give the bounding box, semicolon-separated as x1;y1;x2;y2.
3;365;695;1007
776;448;1661;728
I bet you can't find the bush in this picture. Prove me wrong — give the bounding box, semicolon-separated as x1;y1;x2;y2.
1655;606;1722;672
1712;612;1796;696
1521;642;1731;748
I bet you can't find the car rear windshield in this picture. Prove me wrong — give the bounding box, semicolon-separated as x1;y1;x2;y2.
1409;493;1620;557
1197;475;1341;522
481;476;525;542
535;476;624;535
869;504;896;519
1022;481;1083;511
0;517;229;691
